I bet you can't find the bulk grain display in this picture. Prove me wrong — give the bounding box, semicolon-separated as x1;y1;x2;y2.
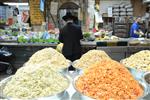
0;47;72;99
121;50;150;71
75;59;144;100
73;50;111;69
2;64;69;99
25;47;70;71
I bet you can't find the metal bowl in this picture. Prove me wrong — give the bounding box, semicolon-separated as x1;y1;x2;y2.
73;76;148;100
72;60;83;75
0;75;70;100
143;72;150;93
0;96;9;100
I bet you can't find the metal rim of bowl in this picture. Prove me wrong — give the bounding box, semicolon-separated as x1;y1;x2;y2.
138;80;149;99
143;72;150;85
0;96;9;100
73;75;148;100
0;74;70;100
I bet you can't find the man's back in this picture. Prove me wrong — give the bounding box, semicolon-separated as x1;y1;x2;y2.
130;22;139;38
63;23;82;41
59;22;83;56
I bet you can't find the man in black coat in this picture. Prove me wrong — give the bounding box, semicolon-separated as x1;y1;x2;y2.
59;12;83;69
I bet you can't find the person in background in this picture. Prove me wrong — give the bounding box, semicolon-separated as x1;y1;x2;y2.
59;12;83;70
94;23;104;37
13;7;19;16
94;4;103;32
129;17;144;38
13;7;19;24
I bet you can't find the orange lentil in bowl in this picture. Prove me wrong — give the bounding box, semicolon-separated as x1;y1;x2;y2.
75;59;143;100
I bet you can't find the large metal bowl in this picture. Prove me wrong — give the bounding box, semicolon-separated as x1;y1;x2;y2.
73;76;148;100
0;75;70;100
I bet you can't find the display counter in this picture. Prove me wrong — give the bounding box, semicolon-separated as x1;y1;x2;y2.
0;42;149;69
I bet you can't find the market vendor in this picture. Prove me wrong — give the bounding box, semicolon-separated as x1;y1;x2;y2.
129;17;144;38
59;12;83;70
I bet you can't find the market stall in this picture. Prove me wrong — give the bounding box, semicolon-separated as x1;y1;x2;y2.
0;0;150;99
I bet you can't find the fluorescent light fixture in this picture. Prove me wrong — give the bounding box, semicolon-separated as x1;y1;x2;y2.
4;2;28;6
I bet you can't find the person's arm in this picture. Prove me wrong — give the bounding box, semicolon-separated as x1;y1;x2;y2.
79;27;83;39
139;30;144;35
133;24;144;36
80;30;83;39
134;29;144;35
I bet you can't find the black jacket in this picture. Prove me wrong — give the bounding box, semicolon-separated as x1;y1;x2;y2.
59;22;83;56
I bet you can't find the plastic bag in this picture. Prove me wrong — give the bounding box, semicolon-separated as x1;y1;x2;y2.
0;47;12;57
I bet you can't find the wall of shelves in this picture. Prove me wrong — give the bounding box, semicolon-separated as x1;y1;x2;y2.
113;22;129;38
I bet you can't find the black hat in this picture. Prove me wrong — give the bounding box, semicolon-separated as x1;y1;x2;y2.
62;12;75;21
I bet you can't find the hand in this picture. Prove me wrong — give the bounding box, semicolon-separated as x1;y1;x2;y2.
139;31;144;35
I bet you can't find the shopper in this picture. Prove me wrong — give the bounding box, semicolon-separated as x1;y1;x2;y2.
129;17;144;38
59;12;83;70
